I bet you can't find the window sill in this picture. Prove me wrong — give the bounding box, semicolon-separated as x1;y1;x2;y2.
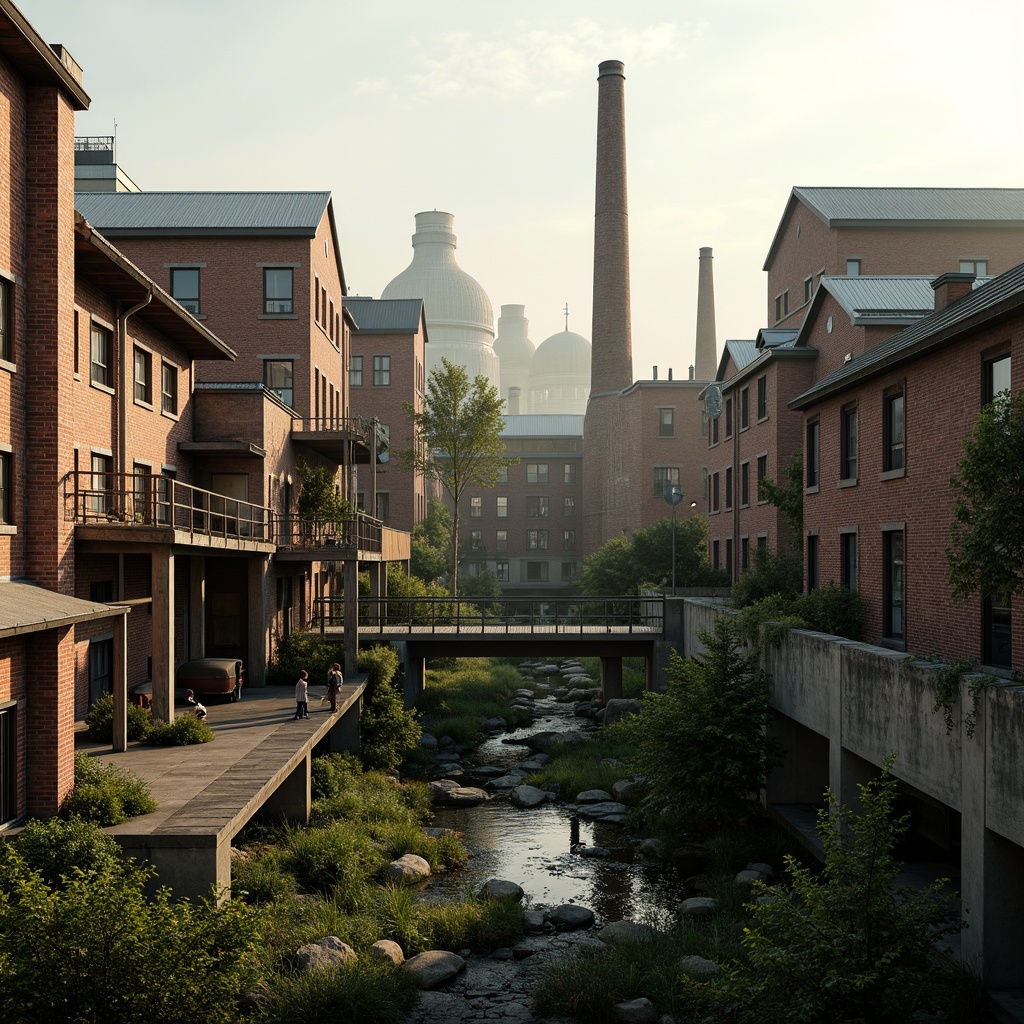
134;399;155;412
90;380;115;396
259;313;298;320
161;410;180;422
837;478;858;489
878;638;906;653
879;467;906;482
757;415;769;424
0;524;16;536
0;357;16;374
804;484;820;495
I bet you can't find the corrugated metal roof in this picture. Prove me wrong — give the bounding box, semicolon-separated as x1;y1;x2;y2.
75;191;331;234
757;328;800;349
796;186;1024;224
823;276;937;317
792;261;1024;407
343;297;424;333
725;339;759;369
0;581;126;638
502;414;584;437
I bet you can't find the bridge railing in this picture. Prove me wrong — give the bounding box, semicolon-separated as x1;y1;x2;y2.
320;596;664;634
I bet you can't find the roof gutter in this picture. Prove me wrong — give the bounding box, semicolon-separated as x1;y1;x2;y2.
118;291;152;476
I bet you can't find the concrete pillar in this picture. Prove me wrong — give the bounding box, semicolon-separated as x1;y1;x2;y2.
644;656;655;691
151;548;175;723
112;612;128;753
344;558;359;677
404;650;425;710
330;697;362;754
247;555;270;687
189;556;205;659
259;756;311;825
123;836;230;905
600;656;623;701
367;561;382;627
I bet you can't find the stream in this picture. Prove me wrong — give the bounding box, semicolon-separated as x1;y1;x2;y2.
416;689;681;926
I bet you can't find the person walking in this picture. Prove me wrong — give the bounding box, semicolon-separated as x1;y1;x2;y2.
293;670;310;720
326;662;343;713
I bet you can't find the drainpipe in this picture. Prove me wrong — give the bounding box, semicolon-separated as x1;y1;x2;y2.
118;292;152;480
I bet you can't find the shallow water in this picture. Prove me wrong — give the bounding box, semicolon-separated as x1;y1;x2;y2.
417;694;682;925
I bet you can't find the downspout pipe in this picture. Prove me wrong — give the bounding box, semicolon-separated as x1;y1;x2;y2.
118;292;152;479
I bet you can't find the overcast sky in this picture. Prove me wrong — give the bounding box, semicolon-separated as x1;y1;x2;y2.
27;0;1024;378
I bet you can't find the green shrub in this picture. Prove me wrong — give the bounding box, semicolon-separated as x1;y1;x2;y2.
795;581;865;640
255;955;417;1024
60;752;157;826
0;839;261;1024
145;713;215;746
359;646;420;771
231;847;298;904
282;821;384;903
620;616;777;834
731;545;803;607
6;816;124;891
84;693;153;743
690;757;963;1024
310;751;363;801
267;632;344;687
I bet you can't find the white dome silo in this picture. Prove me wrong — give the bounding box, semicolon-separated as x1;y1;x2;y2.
527;329;592;415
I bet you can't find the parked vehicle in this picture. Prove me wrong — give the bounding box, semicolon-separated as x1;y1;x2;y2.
176;658;244;703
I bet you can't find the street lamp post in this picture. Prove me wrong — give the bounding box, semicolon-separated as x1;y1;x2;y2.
664;484;683;596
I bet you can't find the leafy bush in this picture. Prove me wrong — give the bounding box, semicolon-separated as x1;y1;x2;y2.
267;631;344;687
84;693;153;743
60;752;157;825
359;645;420;771
795;581;865;640
0;837;261;1024
282;821;385;902
620;616;777;834
6;816;124;891
731;545;803;607
145;713;215;746
690;757;965;1024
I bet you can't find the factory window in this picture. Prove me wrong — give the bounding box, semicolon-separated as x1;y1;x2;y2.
524;561;549;582
526;463;548;484
725;467;733;510
263;268;293;313
564;463;577;485
883;390;904;472
740;461;750;507
563;530;576;551
711;472;720;513
264;359;294;407
659;408;674;437
883;529;905;641
0;450;10;525
774;290;789;321
350;355;363;387
846;259;861;276
561;562;579;582
526;496;549;518
496;496;508;518
0;277;10;362
90;321;112;388
984;353;1010;404
725;397;733;438
161;361;178;415
469;529;483;552
133;346;152;405
806;419;820;488
170;267;200;314
807;534;819;592
470;496;482;518
841;532;857;591
496;561;509;582
564;495;576;517
757;375;767;419
740;388;749;430
373;355;390;386
960;259;988;276
841;405;858;481
804;276;814;303
526;530;548;550
496;530;508;552
653;466;680;498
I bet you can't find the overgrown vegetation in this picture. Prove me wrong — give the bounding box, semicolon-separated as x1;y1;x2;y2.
732;582;865;643
144;713;215;746
524;728;636;799
60;751;156;825
84;693;153;743
688;756;970;1024
758;448;803;547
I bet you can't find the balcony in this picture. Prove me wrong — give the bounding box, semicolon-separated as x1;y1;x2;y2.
64;472;275;553
290;416;381;464
274;512;383;561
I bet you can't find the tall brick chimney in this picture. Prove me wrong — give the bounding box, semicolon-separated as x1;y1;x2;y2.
694;246;717;380
590;59;632;394
931;271;975;311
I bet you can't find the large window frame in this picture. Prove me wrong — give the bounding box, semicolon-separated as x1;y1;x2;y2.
984;353;1010;404
263;268;294;314
806;419;820;488
526;529;548;551
133;345;152;405
264;359;294;407
373;355;391;387
0;450;10;526
883;391;905;472
653;466;681;499
659;408;674;437
496;496;508;518
841;405;858;481
90;321;112;388
526;496;549;518
161;361;178;416
526;463;548;484
350;355;363;387
841;531;857;591
0;276;10;363
883;529;905;642
170;267;201;314
757;375;767;419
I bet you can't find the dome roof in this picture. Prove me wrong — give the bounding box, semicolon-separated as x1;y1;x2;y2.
530;330;591;378
381;211;494;336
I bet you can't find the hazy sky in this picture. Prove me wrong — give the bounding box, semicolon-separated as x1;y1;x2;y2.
27;0;1024;378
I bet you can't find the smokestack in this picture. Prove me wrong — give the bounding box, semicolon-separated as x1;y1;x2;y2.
695;246;717;380
590;60;632;394
508;386;521;415
652;365;658;380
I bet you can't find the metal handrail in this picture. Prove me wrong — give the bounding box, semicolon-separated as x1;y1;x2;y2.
315;595;665;634
274;512;383;554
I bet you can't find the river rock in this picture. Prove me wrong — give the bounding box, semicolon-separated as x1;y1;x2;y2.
679;954;719;976
470;765;506;776
548;904;595;930
735;868;770;885
528;730;577;753
612;779;642;802
296;935;357;971
484;717;508;731
599;920;655;944
576;801;628;819
613;996;658;1024
638;837;665;859
603;698;643;726
578;846;612;858
433;785;490;807
418;733;438;749
478;878;525;901
439;735;455;747
747;861;775;878
486;772;528;790
385;854;431;883
514;688;534;698
576;789;613;803
402;949;466;989
369;939;405;965
680;897;718;918
523;909;548;933
510;784;548;808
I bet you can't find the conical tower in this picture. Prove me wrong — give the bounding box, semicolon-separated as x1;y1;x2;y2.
694;247;718;379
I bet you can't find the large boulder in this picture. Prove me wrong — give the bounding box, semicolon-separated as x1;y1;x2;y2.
295;936;357;971
679;954;719;976
417;732;438;749
680;897;718;919
402;949;466;989
576;789;613;803
478;878;525;902
548;904;595;930
598;920;655;944
603;698;643;726
527;730;577;753
369;939;405;965
431;784;490;807
384;854;431;883
575;801;628;819
613;997;658;1024
612;779;642;802
510;785;548;808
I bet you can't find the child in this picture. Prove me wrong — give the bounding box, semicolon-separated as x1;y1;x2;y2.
186;689;208;720
293;670;310;720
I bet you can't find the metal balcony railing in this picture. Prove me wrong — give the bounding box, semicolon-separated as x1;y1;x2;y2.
64;471;272;544
274;512;383;554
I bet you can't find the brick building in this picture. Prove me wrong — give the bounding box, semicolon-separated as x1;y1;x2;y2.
344;296;428;535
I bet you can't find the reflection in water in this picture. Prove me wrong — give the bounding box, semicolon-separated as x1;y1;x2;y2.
418;696;681;925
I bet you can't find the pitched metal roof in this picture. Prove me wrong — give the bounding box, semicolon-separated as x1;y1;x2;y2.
725;340;759;370
502;414;584;437
764;186;1024;269
791;260;1024;409
0;581;127;639
757;328;800;349
796;186;1024;225
822;275;938;318
74;191;331;236
343;297;425;334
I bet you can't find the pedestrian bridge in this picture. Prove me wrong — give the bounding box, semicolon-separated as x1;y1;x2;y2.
320;596;671;705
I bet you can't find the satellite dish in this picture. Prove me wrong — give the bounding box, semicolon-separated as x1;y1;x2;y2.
704;383;723;420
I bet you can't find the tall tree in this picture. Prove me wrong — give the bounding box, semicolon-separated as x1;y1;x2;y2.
947;388;1024;603
410;497;452;585
398;358;516;597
